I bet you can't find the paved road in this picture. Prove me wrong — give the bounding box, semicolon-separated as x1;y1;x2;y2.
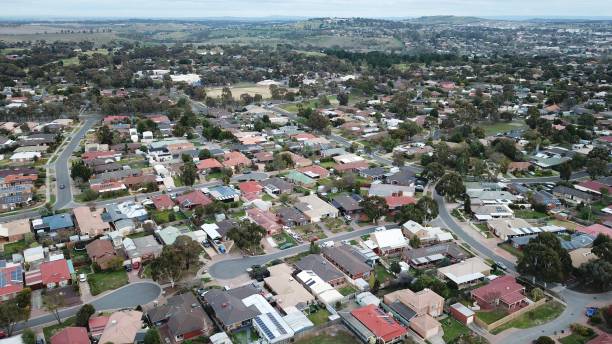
433;191;517;273
509;163;612;184
15;281;161;332
54;116;101;209
209;225;381;279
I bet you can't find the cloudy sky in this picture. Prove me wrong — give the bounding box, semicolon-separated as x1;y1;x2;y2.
3;0;612;19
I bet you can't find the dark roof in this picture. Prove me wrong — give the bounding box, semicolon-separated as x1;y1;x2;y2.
275;206;307;224
386;168;417;186
553;185;593;200
295;254;344;283
216;219;238;237
148;293;213;337
322;244;372;277
331;194;363;212
386;300;417;322
360;167;386;177
261;177;293;192
203;285;260;326
403;242;467;261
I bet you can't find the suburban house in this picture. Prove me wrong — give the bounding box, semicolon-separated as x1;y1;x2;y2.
50;327;90;344
402;242;467;269
437;257;491;289
207;185;241;202
322;244;372;280
275;207;308;227
383;288;444;339
151;194;175;210
86;239;118;270
176;190;212;210
261;177;293;195
0;261;23;301
471;204;514;221
98;310;144;344
331;194;363;216
552;185;594;205
370;228;409;256
73;206;111;237
295;194;339;222
89;316;109;339
245;208;281;235
238;181;263;201
123;235;163;261
295;254;346;287
402;220;453;244
33;214;75;233
147;293;214;343
343;304;407;344
285;170;316;188
486;218;531;241
0;218;31;244
202;284;261;331
295;270;344;306
263;263;315;313
471;275;528;311
39;259;72;288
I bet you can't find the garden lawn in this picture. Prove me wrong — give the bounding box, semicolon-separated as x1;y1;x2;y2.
88;270;129;296
273;232;297;249
307;308;331;326
499;243;524;258
43;316;76;343
479;121;527;136
559;332;597;344
514;210;549;219
338;285;357;296
152;209;186;224
2;240;30;259
294;332;355;344
491;301;565;334
374;264;393;283
477;309;508;324
441;317;470;343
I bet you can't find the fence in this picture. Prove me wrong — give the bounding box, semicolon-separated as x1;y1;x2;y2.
474;298;547;332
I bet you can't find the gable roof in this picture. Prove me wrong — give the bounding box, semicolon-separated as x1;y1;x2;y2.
151;194;174;210
295;254;344;283
50;327;90;344
98;310;143;344
40;259;71;285
351;305;407;342
471;275;524;304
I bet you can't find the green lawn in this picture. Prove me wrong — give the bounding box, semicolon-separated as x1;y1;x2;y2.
492;301;565;334
88;270;129;296
307;308;331;326
206;171;224;180
319;161;336;169
514;210;549;219
373;264;393;284
559;333;597;344
441;317;470;343
2;240;30;259
499;243;524;258
43;316;76;342
294;332;355;344
479;121;527;136
273;232;297;249
173;176;185;187
477;309;508;324
151;209;187;224
338;285;357;296
262;194;274;201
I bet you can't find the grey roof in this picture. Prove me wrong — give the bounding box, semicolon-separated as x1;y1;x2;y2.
386;301;417;322
275;206;307;224
295;254;344;283
553;185;593;200
322;244;372;277
261;177;293;193
386;168;417;186
203;285;260;326
216;219;238;238
560;234;595;251
402;242;467;261
331;194;363;212
360;167;386;178
148;293;213;337
231;172;269;183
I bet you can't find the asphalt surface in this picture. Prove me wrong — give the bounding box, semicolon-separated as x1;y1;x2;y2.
54;116;101;209
15;281;161;332
208;225;380;279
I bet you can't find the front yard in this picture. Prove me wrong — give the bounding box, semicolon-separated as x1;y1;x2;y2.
294;224;327;240
43;316;76;343
499;243;524;258
151;209;187;224
272;232;297;249
323;217;351;233
491;301;565;334
88;270;129;296
476;308;508;324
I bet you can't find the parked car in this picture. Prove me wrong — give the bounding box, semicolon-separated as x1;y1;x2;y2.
79;273;87;282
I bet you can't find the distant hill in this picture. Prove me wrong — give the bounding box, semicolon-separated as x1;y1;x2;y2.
405;16;493;24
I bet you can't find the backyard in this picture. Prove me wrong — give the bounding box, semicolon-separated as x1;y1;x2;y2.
338;285;358;296
151;209;187;224
294;331;356;344
514;210;549;219
88;270;129;296
441;317;470;343
2;240;30;259
491;301;565;334
307;307;331;326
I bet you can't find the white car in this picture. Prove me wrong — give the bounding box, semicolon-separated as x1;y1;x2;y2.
79;273;87;282
375;226;386;232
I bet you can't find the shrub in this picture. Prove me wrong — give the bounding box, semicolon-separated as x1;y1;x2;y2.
570;323;595;337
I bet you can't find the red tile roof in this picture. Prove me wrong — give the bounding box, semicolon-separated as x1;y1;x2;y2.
239;181;263;195
246;208;281;234
577;224;611;238
298;165;330;178
40;259;71;285
351;305;407;342
50;327;90;344
103;115;129;123
151;194;174;210
197;158;223;170
577;180;612;194
587;333;612;344
82;150;119;161
176;190;212;208
385;196;416;209
471;275;525;305
89;316;110;337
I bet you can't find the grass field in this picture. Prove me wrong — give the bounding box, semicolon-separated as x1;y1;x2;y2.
441;317;470;343
549;219;582;230
294;332;355;344
492;301;565;334
2;240;30;259
206;83;272;100
338;285;358;296
88;270;129;296
280;96;339;113
479;121;527;136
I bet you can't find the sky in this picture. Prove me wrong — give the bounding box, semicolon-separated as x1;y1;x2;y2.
2;0;612;19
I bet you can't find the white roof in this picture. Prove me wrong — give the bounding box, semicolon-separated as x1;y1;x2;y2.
372;228;408;250
296;270;343;305
282;307;314;333
355;291;381;306
201;223;221;239
403;220;425;234
242;294;294;344
10;151;41;160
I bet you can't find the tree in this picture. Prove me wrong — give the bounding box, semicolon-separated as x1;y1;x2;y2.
435;172;466;202
361;196;389;224
96;125;114;145
390;261;401;274
422;162;445;182
417;196;438;221
464;196;472;214
180;161;198;186
0;300;27;337
43;292;66;325
307;113;329;132
517;232;572;283
337;92;349;106
309;241;321;254
70;159;92;182
221;87;233;105
534;336;555;344
22;329;36;344
144;328;162;344
173;235;203;270
409;235;421;249
530;288;545;301
395;204;425;224
150;247;184;288
228;221;266;253
399;121;422;141
392;151;405;167
579;259;612;291
592;234;612;262
559;162;572;181
75;304;96;327
586;158;608;179
198;149;211;160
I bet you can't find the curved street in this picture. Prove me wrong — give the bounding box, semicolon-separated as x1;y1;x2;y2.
15;281;161;332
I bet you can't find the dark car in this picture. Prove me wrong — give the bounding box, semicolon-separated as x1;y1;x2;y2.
59;184;65;189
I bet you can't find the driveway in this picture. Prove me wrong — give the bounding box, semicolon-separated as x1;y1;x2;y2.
15;281;161;332
208;225;380;279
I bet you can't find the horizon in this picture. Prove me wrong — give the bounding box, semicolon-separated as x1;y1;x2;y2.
2;0;612;20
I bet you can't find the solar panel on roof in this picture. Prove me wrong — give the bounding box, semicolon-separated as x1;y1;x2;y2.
11;267;22;282
255;317;275;340
267;313;288;335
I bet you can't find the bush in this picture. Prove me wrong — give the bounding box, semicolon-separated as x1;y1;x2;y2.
22;329;36;344
570;323;595;337
533;336;554;344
